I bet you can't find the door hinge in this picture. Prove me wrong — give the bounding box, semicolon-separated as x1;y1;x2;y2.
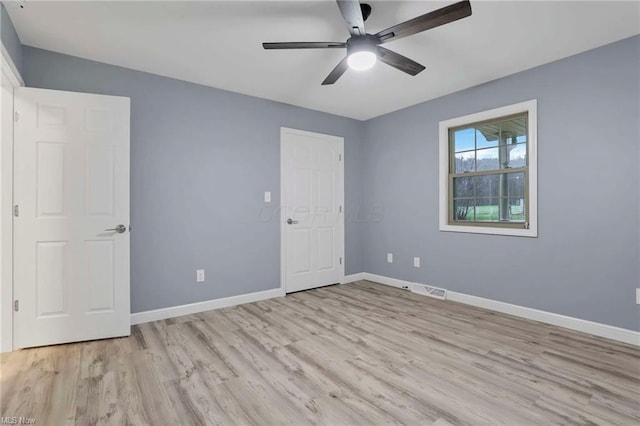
13;205;19;217
338;153;342;162
14;111;19;123
339;205;342;213
14;300;19;312
339;257;342;265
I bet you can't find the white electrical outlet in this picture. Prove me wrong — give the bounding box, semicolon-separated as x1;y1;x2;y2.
413;257;421;268
196;269;205;283
264;191;271;203
636;288;640;305
387;253;393;263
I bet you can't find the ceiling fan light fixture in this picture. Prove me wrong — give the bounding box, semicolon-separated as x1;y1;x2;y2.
345;34;378;72
347;50;376;71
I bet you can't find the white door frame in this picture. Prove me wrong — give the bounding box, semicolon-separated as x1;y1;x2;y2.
1;42;24;352
280;127;345;293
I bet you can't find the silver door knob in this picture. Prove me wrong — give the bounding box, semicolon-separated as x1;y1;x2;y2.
286;218;299;225
105;224;127;233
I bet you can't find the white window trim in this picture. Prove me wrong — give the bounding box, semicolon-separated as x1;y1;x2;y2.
439;99;538;237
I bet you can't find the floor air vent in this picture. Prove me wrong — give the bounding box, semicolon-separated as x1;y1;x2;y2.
411;283;447;300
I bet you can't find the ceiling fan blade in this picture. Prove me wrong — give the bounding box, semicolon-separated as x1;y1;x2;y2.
263;42;346;50
337;0;366;36
375;0;472;44
321;57;349;85
376;47;425;76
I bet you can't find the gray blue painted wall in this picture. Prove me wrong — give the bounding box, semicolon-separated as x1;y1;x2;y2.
361;35;640;331
0;3;22;75
16;31;640;330
22;47;364;313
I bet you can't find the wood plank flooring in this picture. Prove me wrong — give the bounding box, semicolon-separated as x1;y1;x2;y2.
1;280;639;425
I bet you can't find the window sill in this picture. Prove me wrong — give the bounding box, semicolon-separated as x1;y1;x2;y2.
439;223;538;238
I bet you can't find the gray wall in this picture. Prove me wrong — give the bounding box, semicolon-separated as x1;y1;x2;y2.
22;47;364;313
361;35;640;331
0;3;22;75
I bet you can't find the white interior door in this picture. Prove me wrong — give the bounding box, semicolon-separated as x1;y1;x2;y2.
13;87;130;349
281;127;344;293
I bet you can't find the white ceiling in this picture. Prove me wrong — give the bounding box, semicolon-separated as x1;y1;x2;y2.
6;1;640;120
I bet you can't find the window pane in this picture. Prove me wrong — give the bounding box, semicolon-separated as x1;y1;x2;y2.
476;147;499;171
507;172;525;197
475;174;499;198
453;199;475;221
500;115;527;144
453;176;474;198
453;128;475;152
475;198;499;221
508;197;526;222
475;127;497;149
454;151;475;173
507;143;527;168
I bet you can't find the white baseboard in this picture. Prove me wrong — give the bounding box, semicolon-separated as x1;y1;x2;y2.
446;291;640;346
341;273;365;284
130;288;285;325
355;273;640;347
348;272;410;289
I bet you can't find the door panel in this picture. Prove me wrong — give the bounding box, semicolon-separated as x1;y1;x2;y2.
86;143;115;215
281;128;344;293
35;241;68;317
291;228;312;273
316;227;335;271
86;240;115;312
36;142;66;215
14;87;130;348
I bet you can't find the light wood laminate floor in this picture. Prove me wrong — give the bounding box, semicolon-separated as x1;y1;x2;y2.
1;281;639;425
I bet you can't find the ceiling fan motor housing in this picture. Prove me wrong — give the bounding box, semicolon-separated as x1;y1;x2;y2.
346;34;378;56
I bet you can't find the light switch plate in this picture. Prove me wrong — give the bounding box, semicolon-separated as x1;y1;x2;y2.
387;253;393;263
264;191;271;203
636;288;640;305
196;269;205;283
413;257;421;268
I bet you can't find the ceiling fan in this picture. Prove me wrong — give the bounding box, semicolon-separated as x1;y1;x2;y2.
262;0;472;85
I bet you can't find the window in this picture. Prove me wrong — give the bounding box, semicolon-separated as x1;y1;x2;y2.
439;100;537;237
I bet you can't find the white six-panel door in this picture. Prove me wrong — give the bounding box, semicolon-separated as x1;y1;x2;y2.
13;87;130;349
281;128;344;293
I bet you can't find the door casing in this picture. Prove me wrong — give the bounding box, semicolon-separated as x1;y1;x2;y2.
0;45;24;353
